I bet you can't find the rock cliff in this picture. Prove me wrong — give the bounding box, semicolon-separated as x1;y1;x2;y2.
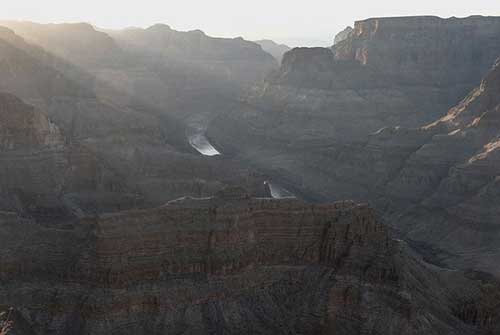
1;196;498;334
333;26;353;45
0;93;61;150
210;16;500;149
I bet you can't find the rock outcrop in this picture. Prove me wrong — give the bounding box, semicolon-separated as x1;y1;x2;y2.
333;26;353;45
335;16;500;86
1;196;499;334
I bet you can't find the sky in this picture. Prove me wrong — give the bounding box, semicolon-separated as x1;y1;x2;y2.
3;0;500;46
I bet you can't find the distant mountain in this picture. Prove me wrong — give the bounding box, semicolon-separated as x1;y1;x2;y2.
272;37;332;48
0;21;125;69
254;39;291;63
2;21;278;125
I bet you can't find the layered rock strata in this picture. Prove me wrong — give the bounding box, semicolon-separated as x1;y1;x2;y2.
1;196;499;334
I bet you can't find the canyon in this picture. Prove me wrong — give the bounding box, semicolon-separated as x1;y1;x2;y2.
0;14;500;335
208;15;500;275
0;25;275;218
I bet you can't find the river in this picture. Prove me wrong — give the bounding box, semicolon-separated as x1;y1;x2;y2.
265;181;296;199
188;132;221;156
188;128;296;199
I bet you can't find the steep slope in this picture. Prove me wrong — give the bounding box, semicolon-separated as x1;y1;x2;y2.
0;93;61;150
1;195;498;334
377;58;500;274
0;21;124;69
310;58;500;274
0;25;168;143
0;92;142;217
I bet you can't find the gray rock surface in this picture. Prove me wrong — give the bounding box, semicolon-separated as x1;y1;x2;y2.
333;26;353;45
1;197;499;334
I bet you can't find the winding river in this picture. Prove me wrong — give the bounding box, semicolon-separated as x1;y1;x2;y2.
265;181;296;199
188;132;221;156
188;128;296;199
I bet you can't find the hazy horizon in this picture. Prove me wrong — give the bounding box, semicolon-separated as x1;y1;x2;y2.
4;1;500;47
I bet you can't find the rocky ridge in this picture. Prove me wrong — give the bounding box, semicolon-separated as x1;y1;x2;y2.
1;21;278;125
1;195;499;334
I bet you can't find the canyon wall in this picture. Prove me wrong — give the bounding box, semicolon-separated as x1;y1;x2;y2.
1;196;498;334
210;16;500;149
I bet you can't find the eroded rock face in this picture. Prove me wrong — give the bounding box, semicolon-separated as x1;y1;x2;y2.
335;16;500;86
0;93;126;217
333;26;353;45
375;58;500;274
1;197;498;334
0;93;61;151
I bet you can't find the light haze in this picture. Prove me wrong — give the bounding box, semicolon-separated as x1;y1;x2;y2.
4;0;500;46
